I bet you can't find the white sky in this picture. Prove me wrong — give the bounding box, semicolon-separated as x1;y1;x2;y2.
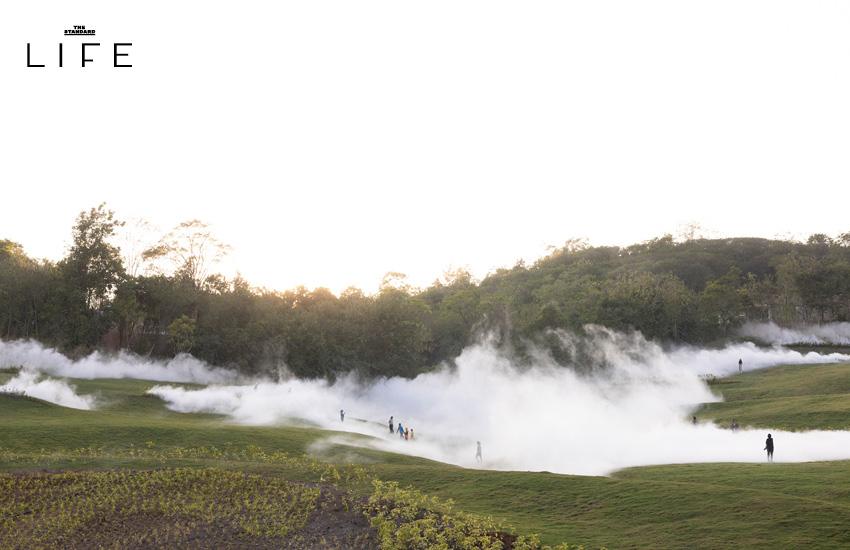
2;1;849;295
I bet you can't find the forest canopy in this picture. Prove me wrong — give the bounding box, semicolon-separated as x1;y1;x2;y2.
3;204;850;379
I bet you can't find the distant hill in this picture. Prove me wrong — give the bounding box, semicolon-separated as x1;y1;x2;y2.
4;222;850;378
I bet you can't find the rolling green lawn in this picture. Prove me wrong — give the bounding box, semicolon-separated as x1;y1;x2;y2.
370;462;850;549
699;362;850;431
2;363;850;549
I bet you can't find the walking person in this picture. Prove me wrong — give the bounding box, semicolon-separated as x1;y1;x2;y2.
764;434;774;462
398;423;404;439
389;416;394;434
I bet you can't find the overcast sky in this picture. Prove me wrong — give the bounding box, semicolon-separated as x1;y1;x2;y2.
2;1;849;294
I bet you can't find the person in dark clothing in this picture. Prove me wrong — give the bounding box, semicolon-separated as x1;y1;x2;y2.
389;416;394;434
739;359;743;373
764;434;774;462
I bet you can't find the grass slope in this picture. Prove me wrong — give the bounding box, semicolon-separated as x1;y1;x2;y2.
367;362;850;548
699;362;850;431
2;363;850;549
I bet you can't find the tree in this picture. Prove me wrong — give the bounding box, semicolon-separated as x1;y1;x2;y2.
441;266;476;287
441;287;482;332
365;279;432;377
0;241;57;341
60;203;125;311
117;217;161;278
743;272;778;322
380;272;414;294
168;314;196;354
806;233;833;259
795;260;850;322
0;239;28;263
55;204;126;349
111;277;147;350
144;220;231;291
770;253;805;324
701;267;746;336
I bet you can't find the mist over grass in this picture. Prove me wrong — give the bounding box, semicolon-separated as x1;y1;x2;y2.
1;369;96;410
738;321;850;346
148;325;850;476
4;327;850;475
0;339;237;384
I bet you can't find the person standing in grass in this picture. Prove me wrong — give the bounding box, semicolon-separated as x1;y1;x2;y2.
764;434;774;462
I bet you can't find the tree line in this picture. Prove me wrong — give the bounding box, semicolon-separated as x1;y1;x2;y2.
2;204;850;379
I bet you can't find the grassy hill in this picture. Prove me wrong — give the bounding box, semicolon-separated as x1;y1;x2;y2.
698;361;850;431
2;363;850;549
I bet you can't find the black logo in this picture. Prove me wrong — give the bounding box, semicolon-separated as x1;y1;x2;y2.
65;25;96;36
27;25;132;67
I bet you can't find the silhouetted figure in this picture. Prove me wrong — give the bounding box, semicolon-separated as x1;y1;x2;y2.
389;416;394;434
731;419;739;432
475;441;482;463
739;359;743;373
764;434;774;462
340;409;345;422
692;416;698;425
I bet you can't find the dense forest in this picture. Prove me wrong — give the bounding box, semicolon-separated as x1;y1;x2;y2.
2;204;850;379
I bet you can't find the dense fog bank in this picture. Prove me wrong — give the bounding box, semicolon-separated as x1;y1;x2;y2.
738;322;850;346
0;339;237;384
148;326;850;475
4;327;850;475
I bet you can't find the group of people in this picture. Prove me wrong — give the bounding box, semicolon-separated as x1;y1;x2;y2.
388;416;414;441
339;414;482;460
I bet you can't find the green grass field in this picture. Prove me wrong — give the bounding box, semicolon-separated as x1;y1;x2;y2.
2;363;850;549
699;362;850;431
